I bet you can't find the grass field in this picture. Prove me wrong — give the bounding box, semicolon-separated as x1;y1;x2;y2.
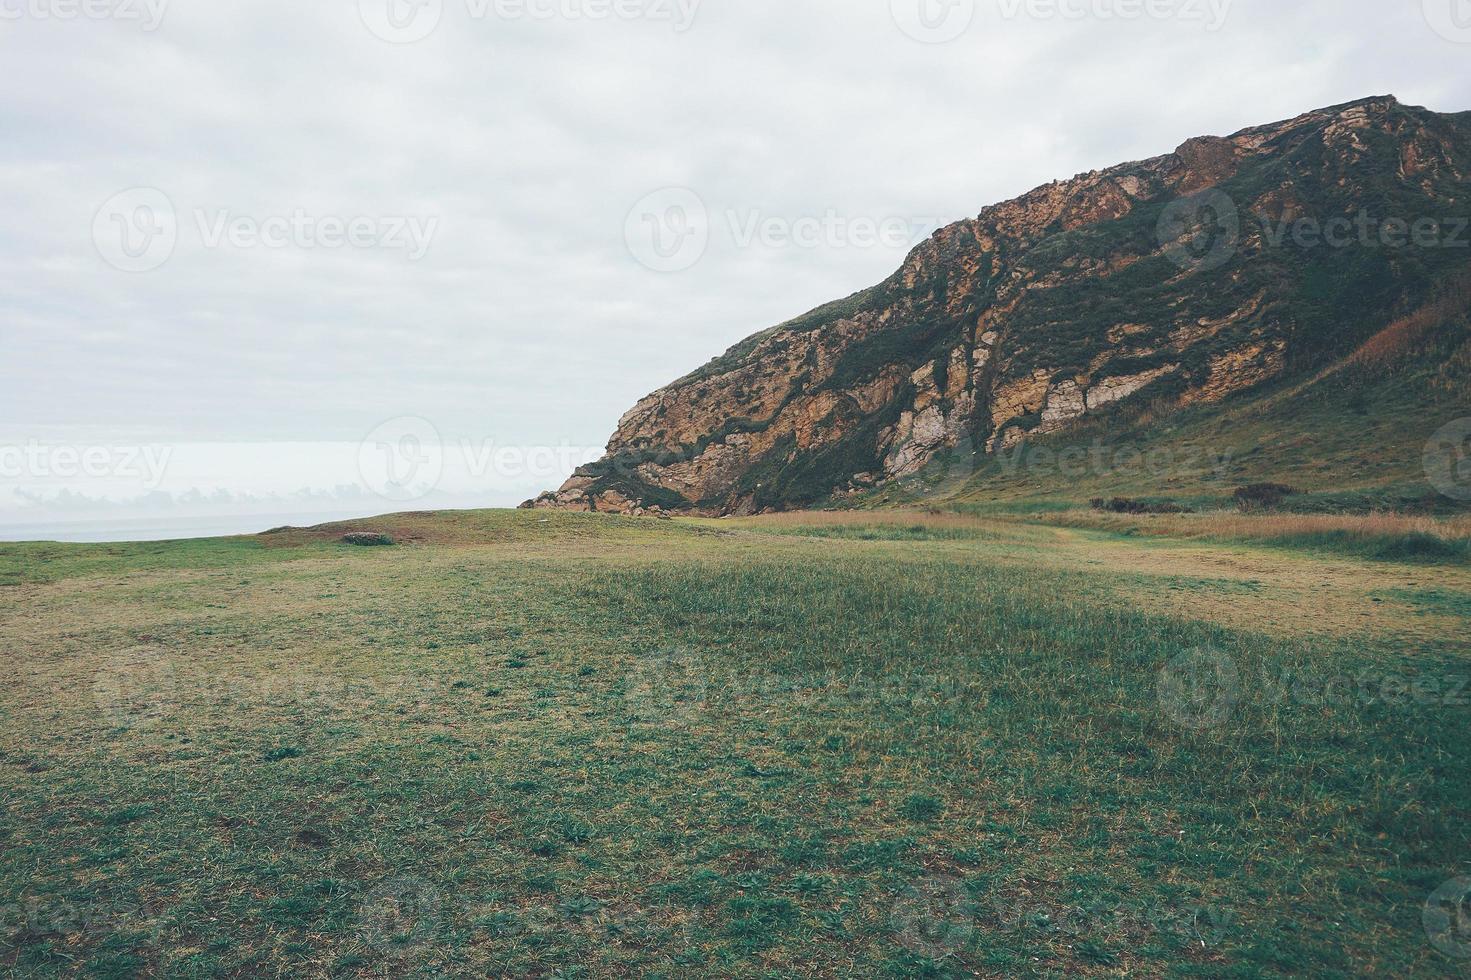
1;509;1469;977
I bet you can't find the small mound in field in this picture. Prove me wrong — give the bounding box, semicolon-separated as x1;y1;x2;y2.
342;532;394;547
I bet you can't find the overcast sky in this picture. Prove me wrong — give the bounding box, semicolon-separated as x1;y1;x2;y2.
2;0;1469;531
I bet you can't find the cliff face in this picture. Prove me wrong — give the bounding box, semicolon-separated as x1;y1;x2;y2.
531;96;1471;516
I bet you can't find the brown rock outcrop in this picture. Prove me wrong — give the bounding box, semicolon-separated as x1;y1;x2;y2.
531;96;1471;515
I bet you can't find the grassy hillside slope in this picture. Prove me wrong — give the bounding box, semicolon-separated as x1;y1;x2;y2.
868;294;1471;516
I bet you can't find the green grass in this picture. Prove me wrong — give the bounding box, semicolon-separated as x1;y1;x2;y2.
1023;510;1471;567
1254;528;1471;563
0;509;1466;977
1379;588;1471;619
742;522;1002;543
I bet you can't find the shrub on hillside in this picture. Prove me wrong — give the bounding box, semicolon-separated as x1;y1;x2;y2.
1090;497;1192;515
1233;483;1298;510
342;532;394;547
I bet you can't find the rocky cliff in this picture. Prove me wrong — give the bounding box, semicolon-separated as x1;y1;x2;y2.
529;96;1471;515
